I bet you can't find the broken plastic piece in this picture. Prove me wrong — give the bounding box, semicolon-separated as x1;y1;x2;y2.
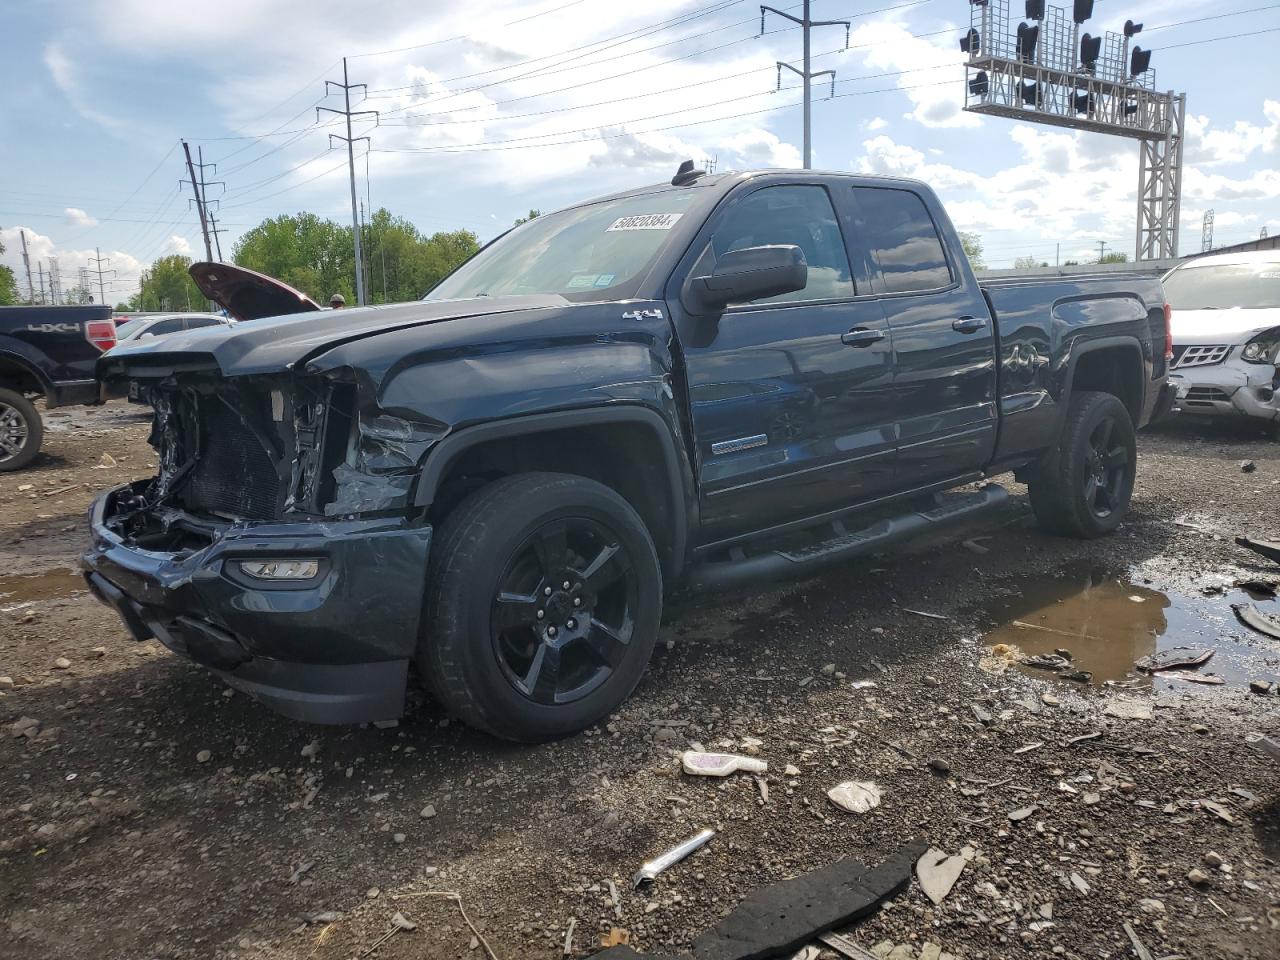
633;829;715;889
1134;647;1214;673
827;781;883;814
1236;536;1280;565
1234;603;1280;641
681;752;767;777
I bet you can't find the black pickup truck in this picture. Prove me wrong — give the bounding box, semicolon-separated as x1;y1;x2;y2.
83;166;1172;739
0;304;118;470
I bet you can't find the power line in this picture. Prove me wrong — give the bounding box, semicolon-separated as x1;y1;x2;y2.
348;0;594;59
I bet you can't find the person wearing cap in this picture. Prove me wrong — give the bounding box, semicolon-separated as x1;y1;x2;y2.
329;293;346;309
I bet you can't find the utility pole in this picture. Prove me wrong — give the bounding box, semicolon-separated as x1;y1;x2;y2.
1097;240;1108;263
37;263;47;305
761;1;850;169
48;257;62;305
319;58;378;305
89;247;116;306
182;141;213;262
18;230;34;303
208;211;226;261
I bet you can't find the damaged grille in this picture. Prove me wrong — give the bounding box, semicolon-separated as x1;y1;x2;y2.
180;397;282;520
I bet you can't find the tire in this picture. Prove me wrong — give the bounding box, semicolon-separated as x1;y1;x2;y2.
0;388;43;473
1028;391;1137;539
420;472;663;741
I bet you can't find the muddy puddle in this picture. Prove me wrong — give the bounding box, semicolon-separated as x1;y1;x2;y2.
975;564;1279;693
0;568;86;613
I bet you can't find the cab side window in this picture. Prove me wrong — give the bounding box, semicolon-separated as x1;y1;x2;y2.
185;316;222;330
148;318;184;335
850;187;952;293
711;185;854;305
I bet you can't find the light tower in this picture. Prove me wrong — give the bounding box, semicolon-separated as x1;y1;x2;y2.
961;1;1186;261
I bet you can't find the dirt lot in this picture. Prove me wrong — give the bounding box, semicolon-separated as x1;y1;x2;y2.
1;401;1278;960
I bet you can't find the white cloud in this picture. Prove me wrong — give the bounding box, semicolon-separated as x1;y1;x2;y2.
1184;101;1280;167
847;21;979;130
64;207;98;227
0;225;147;301
864;117;888;131
164;235;192;255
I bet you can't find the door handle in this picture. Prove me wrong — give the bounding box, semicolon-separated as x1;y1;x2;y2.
841;327;886;347
951;316;987;334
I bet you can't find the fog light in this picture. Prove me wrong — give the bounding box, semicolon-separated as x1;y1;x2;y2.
237;559;320;580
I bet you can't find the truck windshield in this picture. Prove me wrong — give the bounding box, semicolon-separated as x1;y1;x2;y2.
1163;261;1280;309
426;191;699;302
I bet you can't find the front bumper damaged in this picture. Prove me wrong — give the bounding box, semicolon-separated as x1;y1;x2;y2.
82;482;432;724
1169;355;1280;422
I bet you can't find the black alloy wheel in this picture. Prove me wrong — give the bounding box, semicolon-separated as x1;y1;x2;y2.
422;472;663;741
490;517;638;706
1082;414;1129;519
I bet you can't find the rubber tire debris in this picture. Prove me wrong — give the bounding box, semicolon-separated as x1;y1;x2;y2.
595;840;925;960
1233;603;1280;641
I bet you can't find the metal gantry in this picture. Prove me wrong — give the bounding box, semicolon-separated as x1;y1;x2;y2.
961;1;1186;261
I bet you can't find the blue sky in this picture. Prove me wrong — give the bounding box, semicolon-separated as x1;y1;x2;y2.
1;0;1277;303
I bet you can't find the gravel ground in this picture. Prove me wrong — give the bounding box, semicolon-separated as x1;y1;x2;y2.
1;402;1278;960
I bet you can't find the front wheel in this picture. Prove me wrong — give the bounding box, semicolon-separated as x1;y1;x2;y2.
421;472;663;741
1028;391;1137;538
0;388;43;473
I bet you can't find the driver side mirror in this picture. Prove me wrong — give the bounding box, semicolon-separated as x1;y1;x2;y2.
685;244;807;314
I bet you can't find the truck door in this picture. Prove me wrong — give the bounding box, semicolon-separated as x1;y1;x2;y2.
846;186;997;482
672;181;897;545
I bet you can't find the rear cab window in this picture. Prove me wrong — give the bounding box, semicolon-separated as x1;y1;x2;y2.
849;187;953;294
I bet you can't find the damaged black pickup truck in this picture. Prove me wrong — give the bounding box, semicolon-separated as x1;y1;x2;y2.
84;165;1173;739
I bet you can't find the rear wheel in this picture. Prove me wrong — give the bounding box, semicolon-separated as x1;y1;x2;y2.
0;388;43;473
421;472;662;741
1028;391;1136;538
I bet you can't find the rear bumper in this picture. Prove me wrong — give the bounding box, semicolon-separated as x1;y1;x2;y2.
82;483;433;724
1169;356;1279;422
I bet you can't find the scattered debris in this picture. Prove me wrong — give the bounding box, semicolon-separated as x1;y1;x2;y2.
927;757;951;774
961;538;989;555
601;928;630;948
1201;800;1236;825
633;829;715;888
784;764;801;777
915;847;971;905
195;749;212;763
681;752;768;777
970;704;993;726
1240;459;1257;473
1188;867;1212;886
1007;805;1038;822
1070;872;1090;895
1134;647;1214;673
1249;679;1274;695
1237;577;1279;598
1236;536;1280;565
357;911;418;959
1103;697;1152;721
901;608;948;620
1162;671;1226;686
1021;653;1071;672
399;891;498;960
1234;603;1280;641
1122;922;1154;960
827;781;883;815
849;679;878;691
818;931;880;959
564;916;577;956
1013;742;1044;755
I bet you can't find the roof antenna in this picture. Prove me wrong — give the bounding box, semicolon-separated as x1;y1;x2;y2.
671;159;706;186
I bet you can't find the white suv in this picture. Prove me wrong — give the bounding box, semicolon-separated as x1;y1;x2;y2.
1163;250;1280;428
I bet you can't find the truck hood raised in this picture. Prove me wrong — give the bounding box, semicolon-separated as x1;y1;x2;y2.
1171;307;1280;345
100;294;570;378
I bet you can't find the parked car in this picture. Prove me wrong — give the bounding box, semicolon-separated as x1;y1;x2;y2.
1163;250;1280;428
114;312;233;343
0;304;117;471
83;166;1172;739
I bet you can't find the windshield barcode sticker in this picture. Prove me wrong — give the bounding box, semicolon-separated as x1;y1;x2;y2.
607;213;683;232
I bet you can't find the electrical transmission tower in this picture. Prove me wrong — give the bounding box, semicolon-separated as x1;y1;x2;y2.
18;230;34;303
761;2;850;169
1201;209;1214;253
90;247;116;305
48;257;63;305
961;1;1186;261
320;59;378;305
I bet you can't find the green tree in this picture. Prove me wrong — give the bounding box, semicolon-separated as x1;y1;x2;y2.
137;254;205;312
233;212;356;304
959;231;985;270
1099;251;1129;264
64;285;94;304
1013;256;1049;270
0;235;20;305
513;209;541;227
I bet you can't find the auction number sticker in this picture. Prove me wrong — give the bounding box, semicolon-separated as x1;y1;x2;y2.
606;213;683;231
